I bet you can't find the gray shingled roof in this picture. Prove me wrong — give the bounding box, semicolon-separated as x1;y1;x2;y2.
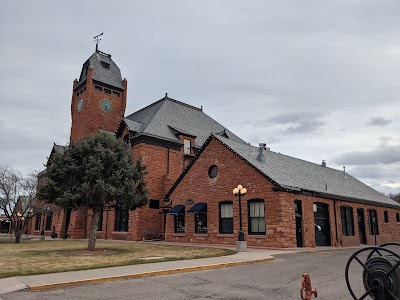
123;96;245;147
214;135;400;208
78;52;124;89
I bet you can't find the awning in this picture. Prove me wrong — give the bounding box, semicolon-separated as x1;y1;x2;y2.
166;205;185;215
187;203;207;214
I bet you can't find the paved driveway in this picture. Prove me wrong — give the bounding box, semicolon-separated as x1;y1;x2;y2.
1;248;377;299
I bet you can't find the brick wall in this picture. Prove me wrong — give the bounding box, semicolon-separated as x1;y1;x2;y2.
166;138;400;248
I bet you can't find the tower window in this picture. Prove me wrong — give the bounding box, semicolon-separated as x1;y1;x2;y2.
104;89;111;95
101;61;110;69
113;91;120;97
95;86;102;92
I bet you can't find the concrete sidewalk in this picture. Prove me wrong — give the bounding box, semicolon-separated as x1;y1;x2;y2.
0;246;301;295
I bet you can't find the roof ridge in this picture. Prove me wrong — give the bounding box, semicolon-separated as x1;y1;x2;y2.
163;96;202;112
125;97;166;119
214;135;342;172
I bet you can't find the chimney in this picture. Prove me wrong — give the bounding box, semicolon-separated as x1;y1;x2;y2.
343;166;347;179
321;160;326;168
257;143;267;163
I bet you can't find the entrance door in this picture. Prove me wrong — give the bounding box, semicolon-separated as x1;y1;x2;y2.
314;203;331;246
294;201;303;247
357;208;366;244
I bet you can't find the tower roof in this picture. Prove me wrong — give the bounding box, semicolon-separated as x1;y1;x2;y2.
77;52;124;90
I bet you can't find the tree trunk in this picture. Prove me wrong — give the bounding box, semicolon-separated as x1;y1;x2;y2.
87;208;100;251
13;221;21;244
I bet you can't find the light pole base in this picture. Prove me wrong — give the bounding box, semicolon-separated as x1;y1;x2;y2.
236;240;247;252
39;235;45;241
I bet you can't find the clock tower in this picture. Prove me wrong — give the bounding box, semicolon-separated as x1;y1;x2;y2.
70;49;127;143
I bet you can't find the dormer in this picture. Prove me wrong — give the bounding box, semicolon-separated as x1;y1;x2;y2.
168;126;196;156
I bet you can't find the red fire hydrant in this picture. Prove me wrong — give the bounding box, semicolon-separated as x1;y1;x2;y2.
300;273;317;299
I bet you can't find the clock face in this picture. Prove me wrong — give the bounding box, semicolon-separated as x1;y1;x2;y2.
77;99;84;112
100;98;113;112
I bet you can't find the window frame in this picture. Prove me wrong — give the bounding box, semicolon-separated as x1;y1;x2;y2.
35;213;42;231
368;209;379;235
219;201;233;234
340;206;354;236
248;199;266;235
195;211;208;233
174;213;185;233
114;205;129;232
97;208;103;231
384;211;389;223
183;139;191;155
45;211;53;231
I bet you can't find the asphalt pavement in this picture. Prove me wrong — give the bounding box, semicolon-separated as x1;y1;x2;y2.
0;247;374;300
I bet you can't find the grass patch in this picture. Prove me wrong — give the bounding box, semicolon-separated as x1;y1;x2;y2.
0;240;236;278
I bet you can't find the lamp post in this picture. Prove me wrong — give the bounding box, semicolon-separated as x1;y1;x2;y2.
233;184;247;250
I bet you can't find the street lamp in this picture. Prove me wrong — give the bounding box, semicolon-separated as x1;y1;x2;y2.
233;184;247;242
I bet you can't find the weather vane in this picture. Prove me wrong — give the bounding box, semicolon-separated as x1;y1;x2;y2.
93;32;104;52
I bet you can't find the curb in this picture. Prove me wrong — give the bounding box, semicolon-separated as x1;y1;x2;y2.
29;257;274;291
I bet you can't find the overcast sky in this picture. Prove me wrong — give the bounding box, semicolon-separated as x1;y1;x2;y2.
1;1;399;195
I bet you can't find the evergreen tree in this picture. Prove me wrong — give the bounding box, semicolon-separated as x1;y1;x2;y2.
39;133;148;250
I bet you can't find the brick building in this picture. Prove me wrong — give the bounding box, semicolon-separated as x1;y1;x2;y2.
32;48;400;247
164;135;400;248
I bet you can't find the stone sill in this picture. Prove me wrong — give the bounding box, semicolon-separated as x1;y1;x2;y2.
172;233;185;237
217;234;235;238
193;233;208;237
247;234;267;239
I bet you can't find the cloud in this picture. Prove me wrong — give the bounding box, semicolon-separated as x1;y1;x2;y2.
241;111;325;135
285;119;325;135
335;144;400;165
366;117;393;126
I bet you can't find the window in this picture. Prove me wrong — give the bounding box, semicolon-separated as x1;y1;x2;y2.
104;88;111;95
188;203;207;233
167;205;185;233
340;206;354;236
368;209;379;235
208;165;218;179
396;213;400;222
113;91;120;97
95;85;102;92
45;212;53;231
149;200;160;209
101;61;110;69
195;212;207;233
115;205;129;232
183;139;191;155
219;201;233;234
384;211;389;223
123;134;130;145
174;214;185;233
35;213;42;231
97;209;103;231
248;200;266;234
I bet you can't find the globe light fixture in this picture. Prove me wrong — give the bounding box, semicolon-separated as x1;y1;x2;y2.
233;184;247;242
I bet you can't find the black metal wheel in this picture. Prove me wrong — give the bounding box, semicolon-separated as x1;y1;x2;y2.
345;244;400;300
